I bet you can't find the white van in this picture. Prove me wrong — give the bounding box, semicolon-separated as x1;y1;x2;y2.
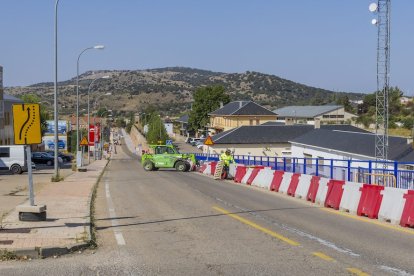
0;145;31;174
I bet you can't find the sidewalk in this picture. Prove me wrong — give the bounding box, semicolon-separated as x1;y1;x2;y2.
0;160;108;259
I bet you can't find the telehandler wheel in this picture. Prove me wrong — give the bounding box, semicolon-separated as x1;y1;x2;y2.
143;160;155;171
175;161;187;172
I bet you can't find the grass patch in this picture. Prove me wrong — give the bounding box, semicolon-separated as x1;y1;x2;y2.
0;250;17;261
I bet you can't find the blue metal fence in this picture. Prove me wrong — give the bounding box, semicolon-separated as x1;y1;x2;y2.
192;153;414;189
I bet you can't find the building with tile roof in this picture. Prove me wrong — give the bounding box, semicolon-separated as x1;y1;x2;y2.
208;101;277;133
273;105;356;125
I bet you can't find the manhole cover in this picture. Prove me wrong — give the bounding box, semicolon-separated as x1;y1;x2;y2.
0;240;13;245
0;228;31;233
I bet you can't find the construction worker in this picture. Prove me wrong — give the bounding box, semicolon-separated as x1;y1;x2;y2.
220;149;234;179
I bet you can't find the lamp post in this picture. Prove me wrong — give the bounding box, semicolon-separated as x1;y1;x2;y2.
53;0;61;180
96;110;111;160
92;96;111;160
76;45;104;168
87;76;110;164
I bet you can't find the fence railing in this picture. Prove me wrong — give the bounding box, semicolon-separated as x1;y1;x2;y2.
192;153;414;190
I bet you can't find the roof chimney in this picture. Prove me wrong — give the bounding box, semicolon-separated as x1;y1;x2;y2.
239;101;243;108
314;118;321;129
219;101;223;108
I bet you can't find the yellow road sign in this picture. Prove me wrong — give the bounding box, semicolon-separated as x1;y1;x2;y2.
12;104;42;145
80;136;89;146
204;135;214;146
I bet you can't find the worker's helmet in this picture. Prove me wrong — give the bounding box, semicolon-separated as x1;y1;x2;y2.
225;149;231;154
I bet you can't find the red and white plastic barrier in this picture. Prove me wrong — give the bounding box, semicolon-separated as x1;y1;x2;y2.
295;174;313;199
251;168;275;190
279;172;293;194
198;161;414;229
339;182;363;214
378;187;408;225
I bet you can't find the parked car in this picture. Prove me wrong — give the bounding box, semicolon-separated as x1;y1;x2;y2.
187;138;201;145
32;152;55;166
0;145;34;174
45;151;73;163
47;140;66;150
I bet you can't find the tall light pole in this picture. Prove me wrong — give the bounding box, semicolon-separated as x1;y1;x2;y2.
87;76;110;164
76;45;104;168
53;0;61;180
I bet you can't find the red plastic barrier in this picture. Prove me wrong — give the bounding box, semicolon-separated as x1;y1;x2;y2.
357;184;385;219
306;176;321;203
234;166;247;183
324;180;345;210
270;171;285;191
400;190;414;228
198;163;207;173
246;166;265;185
211;162;217;175
287;173;301;196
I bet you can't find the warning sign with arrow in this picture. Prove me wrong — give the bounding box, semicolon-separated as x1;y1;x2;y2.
12;104;41;145
204;135;214;146
80;136;89;146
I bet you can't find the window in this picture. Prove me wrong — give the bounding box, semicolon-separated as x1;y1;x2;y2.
256;119;260;125
322;115;330;118
0;147;10;158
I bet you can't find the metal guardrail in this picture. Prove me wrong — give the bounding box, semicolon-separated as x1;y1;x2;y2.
192;153;414;190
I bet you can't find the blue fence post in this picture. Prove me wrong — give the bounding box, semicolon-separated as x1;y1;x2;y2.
368;161;372;184
267;156;270;167
293;158;296;173
303;158;307;174
347;160;351;181
274;157;278;170
330;159;334;179
283;157;286;171
316;158;319;177
242;155;245;165
394;161;398;188
260;156;263;166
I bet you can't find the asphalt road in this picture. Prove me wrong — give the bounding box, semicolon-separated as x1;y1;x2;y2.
1;140;413;275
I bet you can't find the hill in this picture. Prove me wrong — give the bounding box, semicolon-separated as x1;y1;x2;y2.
5;67;364;116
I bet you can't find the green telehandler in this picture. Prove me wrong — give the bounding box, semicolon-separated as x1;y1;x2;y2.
141;144;197;172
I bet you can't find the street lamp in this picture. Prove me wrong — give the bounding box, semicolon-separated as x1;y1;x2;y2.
87;76;110;164
53;0;61;180
76;45;105;168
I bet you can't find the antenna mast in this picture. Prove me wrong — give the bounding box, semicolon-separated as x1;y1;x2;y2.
370;0;391;166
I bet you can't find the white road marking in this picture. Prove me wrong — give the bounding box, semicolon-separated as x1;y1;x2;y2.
105;179;126;246
379;265;413;276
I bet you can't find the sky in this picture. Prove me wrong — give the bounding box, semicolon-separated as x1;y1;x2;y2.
1;0;413;95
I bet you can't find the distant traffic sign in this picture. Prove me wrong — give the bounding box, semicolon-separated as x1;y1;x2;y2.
12;104;42;145
166;140;173;145
204;135;214;146
80;136;89;146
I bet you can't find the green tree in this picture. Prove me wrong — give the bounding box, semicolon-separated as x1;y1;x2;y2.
146;113;169;144
20;94;50;134
188;85;230;133
336;95;354;113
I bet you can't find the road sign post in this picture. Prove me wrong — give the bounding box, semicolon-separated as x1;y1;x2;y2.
79;136;89;171
204;136;215;162
12;104;47;221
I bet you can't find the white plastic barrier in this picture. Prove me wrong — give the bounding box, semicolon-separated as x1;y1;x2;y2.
241;167;255;184
339;182;363;214
203;163;212;175
315;177;330;206
378;187;408;225
229;163;239;178
251;168;274;189
295;174;313;199
279;172;293;194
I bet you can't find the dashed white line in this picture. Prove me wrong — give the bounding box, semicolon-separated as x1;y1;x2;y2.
105;179;126;246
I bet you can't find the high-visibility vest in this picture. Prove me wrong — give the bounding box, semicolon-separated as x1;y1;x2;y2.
220;153;234;166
